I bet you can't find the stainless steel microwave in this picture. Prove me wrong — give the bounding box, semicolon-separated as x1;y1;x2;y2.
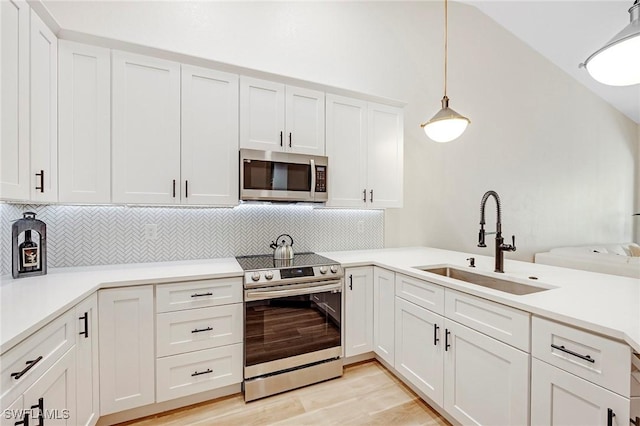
240;149;328;203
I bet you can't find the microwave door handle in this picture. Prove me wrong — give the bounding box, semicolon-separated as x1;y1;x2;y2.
310;159;316;200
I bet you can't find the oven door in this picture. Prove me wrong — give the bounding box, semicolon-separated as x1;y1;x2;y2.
244;280;342;379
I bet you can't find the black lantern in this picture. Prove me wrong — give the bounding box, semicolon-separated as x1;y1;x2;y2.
12;212;47;279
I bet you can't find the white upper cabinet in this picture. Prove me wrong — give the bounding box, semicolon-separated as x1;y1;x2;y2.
181;65;239;206
326;95;404;209
367;102;403;208
325;94;368;207
112;51;181;204
0;0;30;201
240;77;325;155
58;41;111;204
30;10;58;203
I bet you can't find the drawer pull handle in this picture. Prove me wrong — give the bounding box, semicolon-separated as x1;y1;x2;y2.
191;292;213;298
191;327;213;334
79;312;89;338
11;356;43;380
607;408;615;426
30;397;44;426
191;368;213;377
433;324;440;346
550;344;595;363
14;413;29;426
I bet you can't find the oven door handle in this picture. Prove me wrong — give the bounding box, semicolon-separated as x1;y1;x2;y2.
245;280;342;301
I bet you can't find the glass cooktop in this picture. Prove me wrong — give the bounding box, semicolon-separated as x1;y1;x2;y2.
235;252;339;271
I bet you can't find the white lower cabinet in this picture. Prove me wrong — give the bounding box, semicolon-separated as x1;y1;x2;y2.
344;266;374;357
98;286;155;415
373;267;395;366
395;296;444;406
23;347;76;426
75;294;99;426
531;358;629;426
443;319;529;426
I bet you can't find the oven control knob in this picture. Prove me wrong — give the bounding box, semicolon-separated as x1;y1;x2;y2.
330;265;338;274
251;272;261;282
265;271;274;280
319;266;328;274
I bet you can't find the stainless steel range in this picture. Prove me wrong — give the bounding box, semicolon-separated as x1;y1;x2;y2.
236;252;344;402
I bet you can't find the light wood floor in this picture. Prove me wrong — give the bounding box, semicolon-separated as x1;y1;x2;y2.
121;360;451;426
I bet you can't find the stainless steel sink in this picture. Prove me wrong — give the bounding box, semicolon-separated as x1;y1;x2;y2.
417;266;551;295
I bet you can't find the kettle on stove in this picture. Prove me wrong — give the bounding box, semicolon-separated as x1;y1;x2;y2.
270;234;294;260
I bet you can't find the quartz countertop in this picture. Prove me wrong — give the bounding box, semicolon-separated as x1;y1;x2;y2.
2;247;638;355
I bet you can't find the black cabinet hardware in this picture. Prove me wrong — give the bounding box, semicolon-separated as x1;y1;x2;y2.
445;329;451;351
35;170;44;193
191;327;213;334
289;132;292;147
362;189;367;203
11;356;43;380
185;180;188;198
172;179;176;198
466;257;475;267
434;324;440;346
14;413;29;426
550;344;595;363
631;416;639;426
607;408;615;426
280;131;283;147
349;274;353;290
79;312;89;338
30;398;44;426
369;189;373;203
191;368;213;377
190;292;213;298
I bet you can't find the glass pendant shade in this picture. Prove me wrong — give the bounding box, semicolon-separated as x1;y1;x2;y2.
581;1;640;86
421;96;470;143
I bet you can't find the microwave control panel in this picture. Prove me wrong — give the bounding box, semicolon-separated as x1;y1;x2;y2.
315;166;327;193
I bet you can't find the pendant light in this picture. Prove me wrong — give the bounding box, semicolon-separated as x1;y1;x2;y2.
580;0;640;86
421;0;470;143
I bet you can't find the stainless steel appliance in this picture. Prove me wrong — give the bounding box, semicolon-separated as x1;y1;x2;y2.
236;252;343;401
240;149;328;203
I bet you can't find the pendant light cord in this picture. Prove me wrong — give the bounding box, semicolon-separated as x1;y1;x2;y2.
444;0;448;97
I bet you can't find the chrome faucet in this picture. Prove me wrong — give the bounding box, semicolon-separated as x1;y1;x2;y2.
478;190;516;273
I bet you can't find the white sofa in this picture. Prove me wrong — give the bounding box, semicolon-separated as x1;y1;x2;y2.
534;243;640;279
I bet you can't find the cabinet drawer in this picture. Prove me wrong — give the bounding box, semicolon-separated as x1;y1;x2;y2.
0;310;75;409
532;316;630;397
444;289;530;351
156;343;243;402
395;273;444;315
156;277;242;313
156;304;243;357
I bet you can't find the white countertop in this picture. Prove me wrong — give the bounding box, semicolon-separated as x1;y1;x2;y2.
1;247;638;355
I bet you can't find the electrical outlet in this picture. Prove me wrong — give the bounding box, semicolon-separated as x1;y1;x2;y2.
144;224;158;240
357;221;365;234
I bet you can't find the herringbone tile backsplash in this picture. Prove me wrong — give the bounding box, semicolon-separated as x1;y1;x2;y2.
0;203;383;275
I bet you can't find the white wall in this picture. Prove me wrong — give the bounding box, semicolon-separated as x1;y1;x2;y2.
45;1;638;261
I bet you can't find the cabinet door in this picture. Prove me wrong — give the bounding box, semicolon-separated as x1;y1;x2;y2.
325;94;367;207
98;286;155;415
58;41;111;204
344;266;373;357
531;358;629;426
75;293;99;426
285;86;325;155
239;76;285;151
181;65;239;206
444;319;529;426
1;395;24;425
373;267;395;366
23;347;76;426
367;102;403;208
0;0;30;201
112;51;180;204
30;10;57;202
395;296;444;406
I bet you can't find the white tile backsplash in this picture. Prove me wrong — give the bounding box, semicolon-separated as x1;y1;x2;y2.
1;203;383;275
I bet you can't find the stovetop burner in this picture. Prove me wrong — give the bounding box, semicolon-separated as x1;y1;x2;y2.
236;252;339;271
